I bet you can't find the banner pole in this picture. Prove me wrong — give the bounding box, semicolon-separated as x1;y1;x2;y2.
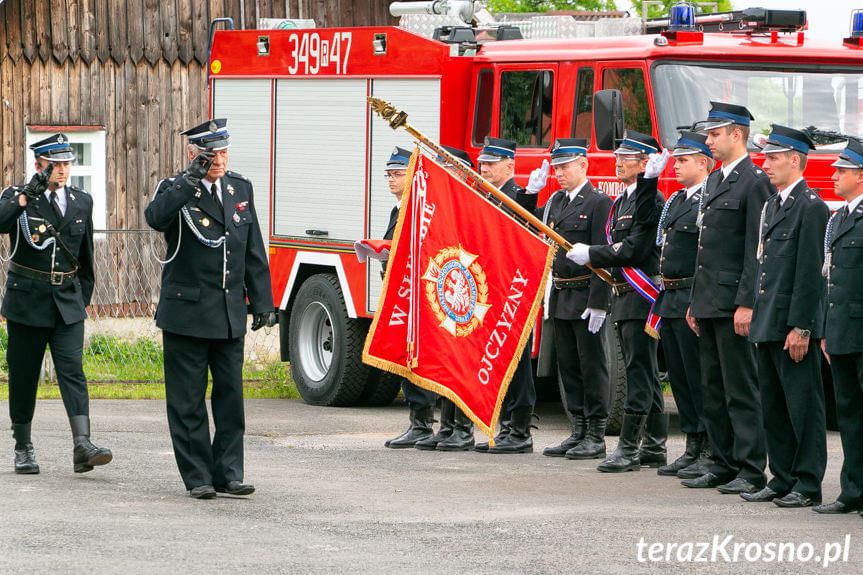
368;97;613;285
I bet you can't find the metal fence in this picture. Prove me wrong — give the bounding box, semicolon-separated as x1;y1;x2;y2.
0;230;281;383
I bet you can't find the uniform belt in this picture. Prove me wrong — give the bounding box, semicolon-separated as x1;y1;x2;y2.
9;262;77;286
660;276;694;290
553;275;591;289
612;276;661;296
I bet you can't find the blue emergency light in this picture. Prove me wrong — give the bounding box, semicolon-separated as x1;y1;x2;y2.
668;2;696;31
851;9;863;38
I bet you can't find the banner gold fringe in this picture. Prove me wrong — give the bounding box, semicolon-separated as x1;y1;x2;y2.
644;324;660;340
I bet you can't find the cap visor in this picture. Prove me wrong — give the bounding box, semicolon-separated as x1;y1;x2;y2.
550;156;581;166
42;151;75;162
671;147;699;157
760;142;793;154
831;157;862;169
702;119;733;130
197;138;231;151
477;153;505;162
386;163;409;170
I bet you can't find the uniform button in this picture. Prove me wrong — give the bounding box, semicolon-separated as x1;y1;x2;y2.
226;270;230;275
759;289;764;294
226;250;230;255
225;289;230;293
829;283;834;288
698;265;703;270
176;292;181;296
226;231;230;236
831;265;836;269
830;302;834;308
766;238;771;242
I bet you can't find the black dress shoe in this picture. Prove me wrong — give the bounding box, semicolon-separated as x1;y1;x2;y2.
190;485;217;499
215;481;255;496
813;500;859;514
681;472;732;489
717;478;759;494
741;486;785;502
774;491;818;508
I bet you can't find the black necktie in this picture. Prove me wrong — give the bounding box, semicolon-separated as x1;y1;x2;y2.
210;184;223;212
48;190;63;220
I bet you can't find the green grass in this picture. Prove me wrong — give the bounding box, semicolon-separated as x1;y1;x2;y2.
0;371;300;401
0;328;300;400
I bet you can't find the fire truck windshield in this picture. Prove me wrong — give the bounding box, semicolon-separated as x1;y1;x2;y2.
651;62;863;153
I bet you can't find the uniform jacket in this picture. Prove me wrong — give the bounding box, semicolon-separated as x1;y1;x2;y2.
654;186;702;319
540;182;611;319
689;156;772;319
0;185;95;327
588;175;664;322
501;178;538;213
750;181;828;343
145;171;273;340
824;198;863;355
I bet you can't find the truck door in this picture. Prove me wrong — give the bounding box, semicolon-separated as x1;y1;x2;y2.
592;62;655;199
467;63;559;188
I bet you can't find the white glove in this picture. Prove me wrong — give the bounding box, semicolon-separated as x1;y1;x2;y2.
526;159;550;194
644;149;669;179
566;243;591;266
581;308;607;334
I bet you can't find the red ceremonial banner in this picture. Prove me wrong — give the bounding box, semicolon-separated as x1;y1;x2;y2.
363;152;553;437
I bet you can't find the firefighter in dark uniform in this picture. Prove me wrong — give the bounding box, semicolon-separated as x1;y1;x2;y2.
474;137;545;454
534;139;612;460
682;102;771;494
415;146;480;452
814;138;863;515
382;147;441;449
0;133;111;475
742;125;828;507
145;119;276;499
655;132;713;478
567;131;668;473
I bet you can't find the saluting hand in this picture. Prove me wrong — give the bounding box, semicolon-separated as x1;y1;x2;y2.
784;329;810;363
733;306;752;337
21;163;54;205
526;159;550;194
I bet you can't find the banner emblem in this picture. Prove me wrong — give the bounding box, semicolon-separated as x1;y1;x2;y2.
423;246;491;337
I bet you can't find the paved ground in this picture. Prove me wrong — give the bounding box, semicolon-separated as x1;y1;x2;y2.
0;398;860;575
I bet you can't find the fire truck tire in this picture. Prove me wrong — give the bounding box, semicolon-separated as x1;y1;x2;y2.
604;323;627;437
357;369;402;407
289;274;369;406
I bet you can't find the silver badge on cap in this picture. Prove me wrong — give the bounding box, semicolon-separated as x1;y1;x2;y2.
57;134;65;144
209;121;217;133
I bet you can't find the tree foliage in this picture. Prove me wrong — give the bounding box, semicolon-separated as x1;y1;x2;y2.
629;0;733;20
487;0;618;13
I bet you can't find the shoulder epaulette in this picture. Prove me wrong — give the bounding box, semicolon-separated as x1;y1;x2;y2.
225;171;250;183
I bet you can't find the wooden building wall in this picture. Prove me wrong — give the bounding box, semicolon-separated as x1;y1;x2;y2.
0;0;396;230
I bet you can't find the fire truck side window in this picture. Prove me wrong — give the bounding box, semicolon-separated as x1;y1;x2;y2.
473;69;494;145
602;68;653;136
499;70;554;148
572;67;595;140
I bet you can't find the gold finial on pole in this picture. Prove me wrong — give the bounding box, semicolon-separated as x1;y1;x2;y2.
368;97;408;130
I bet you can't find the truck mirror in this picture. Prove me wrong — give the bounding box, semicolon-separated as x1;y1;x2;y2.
594;89;625;151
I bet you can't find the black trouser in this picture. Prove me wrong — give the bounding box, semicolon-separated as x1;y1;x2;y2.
697;317;766;486
503;335;536;412
756;340;826;500
7;319;89;424
554;318;609;419
616;320;662;415
401;380;437;411
163;331;246;491
829;352;863;506
660;318;704;434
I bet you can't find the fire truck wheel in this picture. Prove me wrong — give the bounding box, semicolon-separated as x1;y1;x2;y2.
357;369;402;407
289;274;369;406
604;322;626;437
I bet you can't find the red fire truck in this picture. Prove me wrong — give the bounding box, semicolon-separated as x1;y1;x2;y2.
206;4;863;428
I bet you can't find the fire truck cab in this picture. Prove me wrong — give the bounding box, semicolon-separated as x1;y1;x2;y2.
207;4;863;427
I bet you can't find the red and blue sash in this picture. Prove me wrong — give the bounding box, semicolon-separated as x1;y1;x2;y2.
606;194;661;339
